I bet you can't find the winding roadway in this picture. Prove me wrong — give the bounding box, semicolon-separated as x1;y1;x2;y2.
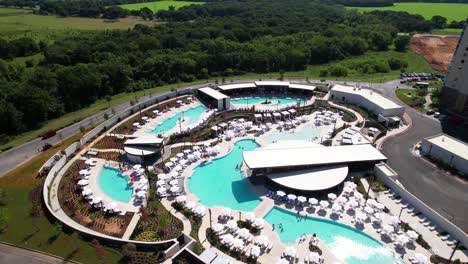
0;243;74;264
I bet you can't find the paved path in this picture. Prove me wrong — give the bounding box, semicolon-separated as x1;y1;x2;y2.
0;243;74;264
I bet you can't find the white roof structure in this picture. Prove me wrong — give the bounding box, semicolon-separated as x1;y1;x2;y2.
268;165;348;191
218;83;256;90
124;137;164;145
243;144;386;169
289;84;316;91
198;87;229;100
425;134;468;160
255;81;290;86
124;146;159;156
331;85;401;110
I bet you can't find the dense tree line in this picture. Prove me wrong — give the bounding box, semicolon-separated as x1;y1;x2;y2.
335;0;468;7
0;0;448;141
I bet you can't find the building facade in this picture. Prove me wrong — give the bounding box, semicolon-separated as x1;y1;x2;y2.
441;24;468;117
421;134;468;175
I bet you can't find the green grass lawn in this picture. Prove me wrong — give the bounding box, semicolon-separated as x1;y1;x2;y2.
432;28;463;35
119;0;205;12
1;50;434;150
0;7;156;41
396;88;427;112
347;2;468;21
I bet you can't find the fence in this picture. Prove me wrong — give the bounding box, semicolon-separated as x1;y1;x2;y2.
374;162;468;248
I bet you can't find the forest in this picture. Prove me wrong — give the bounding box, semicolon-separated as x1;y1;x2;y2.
0;0;444;142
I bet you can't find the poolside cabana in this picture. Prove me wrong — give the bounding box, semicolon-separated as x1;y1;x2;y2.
272;112;281;122
263;113;272;121
280;111;290;120
211;126;219;136
254;114;263;123
287;108;297;118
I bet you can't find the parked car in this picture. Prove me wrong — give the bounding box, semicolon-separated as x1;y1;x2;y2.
434;112;441;118
426;110;435;115
40;130;56;140
438;114;448;120
41;143;53;152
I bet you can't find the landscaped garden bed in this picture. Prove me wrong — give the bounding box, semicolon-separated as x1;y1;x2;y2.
93;136;125;150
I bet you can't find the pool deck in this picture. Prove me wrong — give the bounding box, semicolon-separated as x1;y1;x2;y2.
85;159;147;215
133;100;211;137
231;96;315;112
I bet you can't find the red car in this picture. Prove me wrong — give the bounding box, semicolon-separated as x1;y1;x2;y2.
40;130;56;140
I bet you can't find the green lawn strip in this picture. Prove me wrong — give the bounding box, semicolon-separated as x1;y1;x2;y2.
395;88;427;112
2;50;433;150
119;1;205;12
432;28;463;35
346;3;468;21
0;188;121;263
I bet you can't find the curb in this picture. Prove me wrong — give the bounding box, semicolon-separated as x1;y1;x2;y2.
0;241;81;264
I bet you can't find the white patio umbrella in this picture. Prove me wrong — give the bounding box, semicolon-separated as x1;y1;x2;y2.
157;186;166;193
283;246;296;257
139;178;148;184
232;238;244;249
153;110;159;114
77;179;89;186
245;212;255;222
276;190;286;197
176;153;184;158
319;200;329;208
356;212;368;222
169;179;178;186
382;224;394;235
238;228;249;239
255;235;269;247
183;149;191;154
158;174;168;180
336;196;347;205
375;202;385;211
139;185;148;192
277;259;289;264
251;245;261;258
170;186;180;193
136;191;146;197
297;196;307;203
156;180;166;186
85;159;95;165
79;169;90;175
348;200;359;208
169;171;179;178
173;165;183;172
309;252;321;263
343;186;353;193
176;195;186;204
221;208;232;218
332;204;343;212
194;206;206;215
226;220;237;230
364;206;374;214
221;234;234;244
193;145;200;150
91;196;102;204
354;192;363;200
105;202;117;211
253;218;264;228
287;194;297;200
213;223;224;233
133;122;140;127
308;198;318;205
407;230;419;240
396;234;409;246
374;212;385;222
390;216;401;226
170;157;178;162
185;201;195;210
142;116;149;121
165;162;173;168
328;193;337;200
367;199;377;207
414;253;428;264
82;188;93;196
133;164;142;170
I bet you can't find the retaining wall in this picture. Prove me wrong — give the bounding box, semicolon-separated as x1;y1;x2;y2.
374;162;468;247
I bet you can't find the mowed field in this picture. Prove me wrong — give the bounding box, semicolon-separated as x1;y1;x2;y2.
347;2;468;21
119;0;205;12
0;7;156;40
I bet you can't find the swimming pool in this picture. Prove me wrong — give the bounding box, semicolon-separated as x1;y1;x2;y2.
98;167;133;203
264;124;320;143
232;97;304;108
264;207;402;264
188;139;262;211
151;105;207;134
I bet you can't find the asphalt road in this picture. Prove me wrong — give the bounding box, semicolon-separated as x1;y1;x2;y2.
0;243;73;264
0;83;209;177
373;82;468;231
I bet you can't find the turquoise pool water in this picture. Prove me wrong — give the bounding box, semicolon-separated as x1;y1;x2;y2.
264;207;402;264
265;125;320;143
152;105;207;134
98;167;133;203
232;97;304;108
188;139;262;211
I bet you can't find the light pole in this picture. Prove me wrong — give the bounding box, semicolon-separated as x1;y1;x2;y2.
448;241;460;262
209;208;212;229
364;175;374;207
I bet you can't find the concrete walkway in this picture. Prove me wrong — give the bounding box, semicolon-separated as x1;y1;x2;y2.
122;213;141;240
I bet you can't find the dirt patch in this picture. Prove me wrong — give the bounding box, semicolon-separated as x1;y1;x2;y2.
409;34;459;72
